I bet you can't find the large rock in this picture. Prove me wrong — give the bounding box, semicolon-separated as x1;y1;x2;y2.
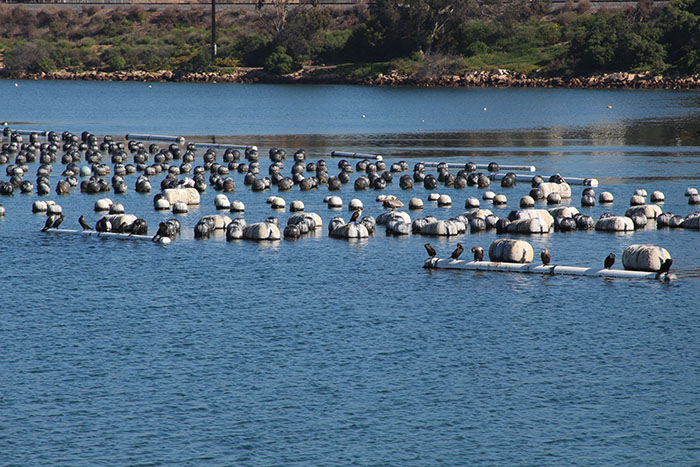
595;216;634;232
488;239;534;263
622;244;672;272
163;187;200;205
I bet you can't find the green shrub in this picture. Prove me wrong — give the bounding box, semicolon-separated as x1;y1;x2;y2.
263;46;299;75
108;55;126;71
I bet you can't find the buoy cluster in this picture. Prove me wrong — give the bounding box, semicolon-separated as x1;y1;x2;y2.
0;127;688;269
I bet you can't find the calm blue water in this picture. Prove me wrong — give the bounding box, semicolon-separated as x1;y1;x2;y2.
1;79;699;465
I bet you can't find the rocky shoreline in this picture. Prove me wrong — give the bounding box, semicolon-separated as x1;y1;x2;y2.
4;67;700;90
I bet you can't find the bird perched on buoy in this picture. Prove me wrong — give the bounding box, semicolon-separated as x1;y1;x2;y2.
79;215;91;231
41;215;55;232
349;209;362;224
471;246;484;261
657;258;672;278
451;243;464;260
541;249;551;266
604;253;615;269
424;243;436;258
152;222;169;242
51;214;65;230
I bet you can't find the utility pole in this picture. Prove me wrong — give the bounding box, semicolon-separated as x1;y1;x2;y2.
211;0;217;59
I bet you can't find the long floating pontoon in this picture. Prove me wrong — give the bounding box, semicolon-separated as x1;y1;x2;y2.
331;151;383;161
3;129;49;137
420;161;536;172
125;133;186;145
44;228;156;242
190;142;258;152
489;173;599;187
424;258;675;281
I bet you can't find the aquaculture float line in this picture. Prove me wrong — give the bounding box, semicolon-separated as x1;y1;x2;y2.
421;161;536;172
331;151;383;161
43;228;164;242
424;258;676;281
489;173;599;187
126;133;186;145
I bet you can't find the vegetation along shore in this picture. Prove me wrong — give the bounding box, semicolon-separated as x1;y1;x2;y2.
1;0;699;88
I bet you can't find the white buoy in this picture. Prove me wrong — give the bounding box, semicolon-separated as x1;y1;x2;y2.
154;198;171;210
493;194;507;206
271;197;286;210
437;194;452;207
173;201;189;214
465;197;480;209
520;195;535;208
94;198;113;211
80;166;92;177
327;196;343;208
349;199;364;211
109;203;125;214
599;192;614;203
290;200;305;212
650;191;665;203
685;187;698;197
214;194;231;210
230;200;245;213
0;205;4;216
427;193;440;202
409;198;424;210
47;204;62;215
482;191;495;201
32;200;48;213
630;194;645;206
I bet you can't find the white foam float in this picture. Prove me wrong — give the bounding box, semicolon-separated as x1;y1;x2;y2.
424;258;675;281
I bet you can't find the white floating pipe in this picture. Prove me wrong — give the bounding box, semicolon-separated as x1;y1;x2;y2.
44;228;155;241
4;129;49;137
490;173;599;187
126;133;185;145
192;142;258;152
424;258;675;281
331;151;383;161
420;161;536;172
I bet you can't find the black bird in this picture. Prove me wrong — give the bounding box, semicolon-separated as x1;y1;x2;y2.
41;215;55;232
541;249;551;266
349;209;362;224
424;243;437;258
51;214;65;229
79;215;91;231
471;246;484;261
451;243;464;260
152;222;168;241
604;253;615;269
658;258;673;274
